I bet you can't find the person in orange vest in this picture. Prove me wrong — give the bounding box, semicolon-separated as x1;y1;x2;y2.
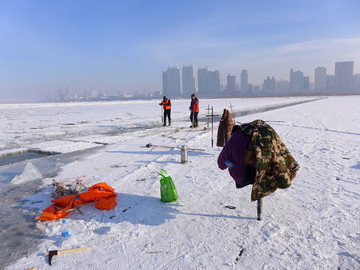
189;93;199;127
159;96;172;126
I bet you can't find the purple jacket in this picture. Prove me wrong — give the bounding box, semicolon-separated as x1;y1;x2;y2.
217;130;252;188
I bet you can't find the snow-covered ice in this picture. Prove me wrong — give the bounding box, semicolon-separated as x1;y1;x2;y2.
0;96;359;269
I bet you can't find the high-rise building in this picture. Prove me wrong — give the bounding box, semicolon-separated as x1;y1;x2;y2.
303;76;310;93
247;83;254;96
354;74;360;93
275;80;290;96
240;69;248;94
162;71;167;94
182;65;196;96
197;67;209;95
326;75;335;93
253;85;261;96
162;66;181;97
64;87;76;100
226;74;236;95
335;61;354;94
262;76;276;95
315;67;327;93
91;90;98;98
207;70;221;97
197;67;220;97
290;69;306;94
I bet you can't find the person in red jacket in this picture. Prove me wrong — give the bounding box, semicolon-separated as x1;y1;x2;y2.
189;93;200;127
159;96;171;126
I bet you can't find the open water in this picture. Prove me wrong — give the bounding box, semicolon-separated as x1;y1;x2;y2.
0;146;103;269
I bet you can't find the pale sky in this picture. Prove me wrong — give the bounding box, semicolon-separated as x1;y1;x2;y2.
1;0;359;101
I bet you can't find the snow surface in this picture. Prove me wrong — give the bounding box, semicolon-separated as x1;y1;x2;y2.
1;96;359;269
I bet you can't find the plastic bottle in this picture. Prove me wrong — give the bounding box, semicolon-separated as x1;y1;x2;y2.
61;219;70;239
225;160;234;168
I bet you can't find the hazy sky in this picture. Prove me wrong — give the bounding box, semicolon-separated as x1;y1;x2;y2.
1;0;360;101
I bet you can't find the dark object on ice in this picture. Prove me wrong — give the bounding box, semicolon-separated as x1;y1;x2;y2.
216;109;234;147
225;205;236;209
235;248;245;262
257;198;262;221
46;247;94;265
146;143;176;149
122;207;130;212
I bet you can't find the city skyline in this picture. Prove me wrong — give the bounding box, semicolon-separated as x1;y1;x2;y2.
44;60;360;103
1;0;360;102
161;60;359;98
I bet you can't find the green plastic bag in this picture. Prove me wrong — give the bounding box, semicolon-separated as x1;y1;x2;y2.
158;169;178;202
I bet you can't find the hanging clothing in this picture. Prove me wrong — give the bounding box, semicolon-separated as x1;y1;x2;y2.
217;129;254;188
216;109;234;147
218;120;299;201
240;120;300;201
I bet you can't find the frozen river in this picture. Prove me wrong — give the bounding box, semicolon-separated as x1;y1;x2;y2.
1;96;339;269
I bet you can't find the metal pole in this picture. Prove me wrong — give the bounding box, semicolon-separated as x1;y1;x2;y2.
207;104;210;128
229;102;235;124
205;106;218;148
229;102;234;115
257;198;262;221
211;106;214;147
161;105;164;124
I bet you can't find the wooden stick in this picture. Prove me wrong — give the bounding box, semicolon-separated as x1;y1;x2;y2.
45;246;94;256
146;143;205;152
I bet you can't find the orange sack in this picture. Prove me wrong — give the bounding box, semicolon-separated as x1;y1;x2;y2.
37;182;117;221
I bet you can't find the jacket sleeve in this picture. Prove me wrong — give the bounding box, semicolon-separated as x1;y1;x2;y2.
218;143;230;170
218;132;238;170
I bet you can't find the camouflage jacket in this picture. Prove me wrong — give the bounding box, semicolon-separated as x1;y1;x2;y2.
240;120;300;201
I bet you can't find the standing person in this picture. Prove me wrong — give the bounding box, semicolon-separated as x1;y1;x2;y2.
189;93;199;128
159;96;171;126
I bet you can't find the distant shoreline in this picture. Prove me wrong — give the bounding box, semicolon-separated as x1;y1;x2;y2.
1;93;359;105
